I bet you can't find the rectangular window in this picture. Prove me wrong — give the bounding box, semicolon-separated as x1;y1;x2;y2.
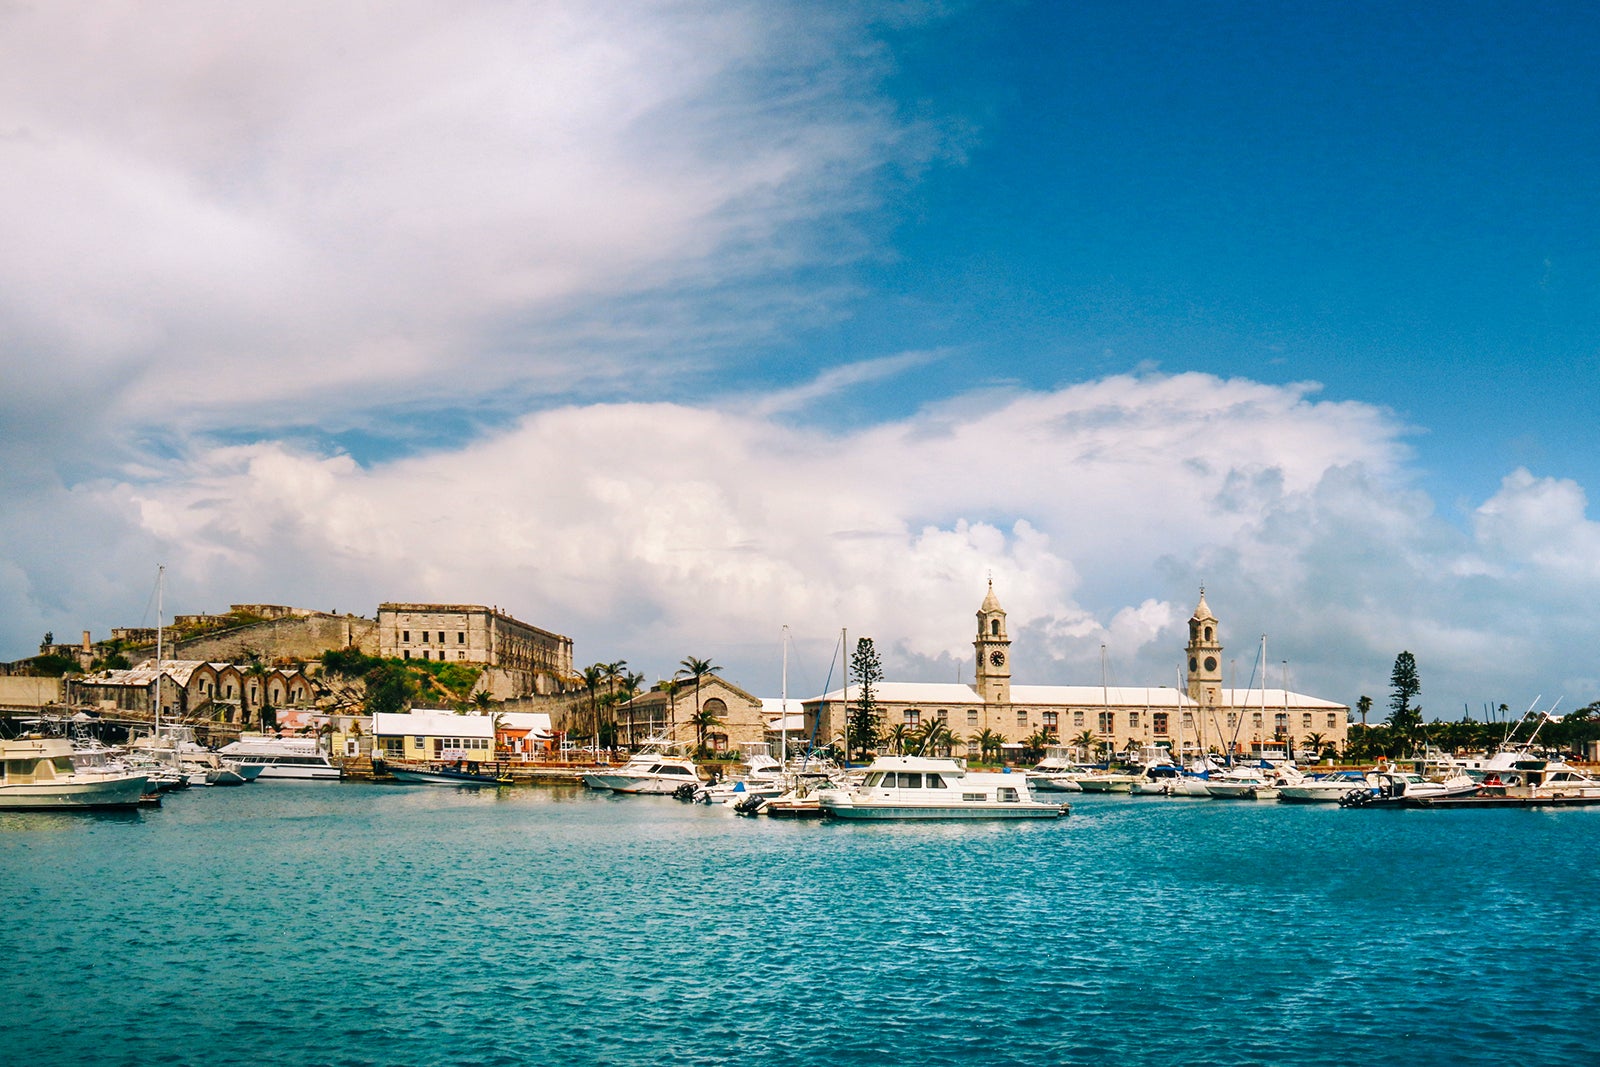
1275;713;1288;734
458;632;465;644
967;709;978;725
1153;712;1169;735
403;630;410;642
438;631;446;643
1302;713;1312;729
422;649;430;660
1327;713;1338;728
1098;711;1114;733
403;650;410;659
1128;711;1140;729
458;651;466;660
1073;710;1084;726
1253;713;1263;728
1227;713;1237;728
904;709;920;725
1042;711;1058;729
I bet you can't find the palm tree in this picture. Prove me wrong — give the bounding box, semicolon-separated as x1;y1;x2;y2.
976;728;1004;765
916;718;956;757
885;723;912;755
473;689;492;713
581;664;605;751
677;656;721;739
1071;728;1099;761
1304;731;1327;761
689;703;724;759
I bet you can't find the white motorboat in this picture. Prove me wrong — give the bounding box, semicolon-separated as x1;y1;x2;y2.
1276;770;1375;803
696;755;787;803
1204;764;1281;800
608;755;703;795
0;737;150;810
817;755;1067;820
1072;769;1142;793
1025;757;1086;794
218;735;343;780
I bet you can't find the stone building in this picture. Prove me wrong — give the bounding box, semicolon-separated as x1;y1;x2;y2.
801;585;1349;761
71;660;322;723
612;674;768;752
378;603;573;696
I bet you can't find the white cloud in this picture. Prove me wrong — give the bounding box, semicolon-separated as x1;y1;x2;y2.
0;1;913;432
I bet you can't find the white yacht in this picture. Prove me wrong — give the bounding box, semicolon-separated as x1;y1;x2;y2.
1276;770;1376;803
817;755;1067;820
1204;764;1282;800
1024;756;1086;794
0;737;150;810
218;735;342;780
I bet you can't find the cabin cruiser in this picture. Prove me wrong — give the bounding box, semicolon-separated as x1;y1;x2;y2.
1276;770;1375;803
694;754;787;804
0;736;150;810
817;755;1067;820
1204;764;1285;800
218;735;342;780
605;755;703;795
1025;756;1086;794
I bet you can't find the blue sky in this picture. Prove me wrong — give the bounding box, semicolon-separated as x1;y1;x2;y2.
2;1;1597;722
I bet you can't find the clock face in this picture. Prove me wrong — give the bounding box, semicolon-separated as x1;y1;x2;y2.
989;650;1006;668
1204;656;1218;672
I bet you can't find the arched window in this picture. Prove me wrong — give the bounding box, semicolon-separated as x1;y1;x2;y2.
1204;626;1213;641
990;619;1000;636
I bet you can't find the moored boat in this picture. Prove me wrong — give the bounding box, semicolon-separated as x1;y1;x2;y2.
218;735;343;780
818;755;1066;820
381;759;513;785
0;737;150;810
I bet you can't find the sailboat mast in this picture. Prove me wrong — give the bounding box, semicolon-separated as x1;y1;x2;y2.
780;624;788;769
841;628;849;766
154;564;165;733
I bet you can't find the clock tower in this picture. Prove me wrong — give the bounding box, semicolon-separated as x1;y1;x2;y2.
1185;587;1224;708
975;580;1012;704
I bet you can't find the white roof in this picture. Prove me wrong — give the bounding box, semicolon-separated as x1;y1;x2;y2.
496;711;553;738
1219;689;1347;710
802;682;1344;711
766;715;808;733
373;711;495;738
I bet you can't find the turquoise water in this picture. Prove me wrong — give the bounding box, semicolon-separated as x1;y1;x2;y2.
4;785;1598;1067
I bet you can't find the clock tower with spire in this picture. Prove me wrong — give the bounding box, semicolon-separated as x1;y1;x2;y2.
974;579;1012;704
1185;587;1224;708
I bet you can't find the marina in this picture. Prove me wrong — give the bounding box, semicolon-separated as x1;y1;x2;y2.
5;782;1600;1067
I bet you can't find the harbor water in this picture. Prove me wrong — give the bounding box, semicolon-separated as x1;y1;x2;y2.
4;784;1598;1066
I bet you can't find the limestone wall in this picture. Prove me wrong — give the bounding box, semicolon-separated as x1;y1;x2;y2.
0;675;64;708
159;614;379;664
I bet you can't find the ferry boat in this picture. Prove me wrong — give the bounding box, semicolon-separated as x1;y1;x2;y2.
218;735;342;780
0;736;150;810
817;755;1067;820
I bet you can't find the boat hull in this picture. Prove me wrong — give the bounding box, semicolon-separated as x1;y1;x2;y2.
0;773;150;810
820;800;1066;820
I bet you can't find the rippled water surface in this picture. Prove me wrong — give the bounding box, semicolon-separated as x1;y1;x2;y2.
4;784;1599;1066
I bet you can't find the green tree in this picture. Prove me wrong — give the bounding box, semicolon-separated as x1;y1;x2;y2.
916;717;957;757
363;662;416;716
1071;728;1100;761
581;664;605;748
1355;694;1372;727
976;728;1004;764
848;637;884;763
677;656;721;743
689;703;724;758
1387;652;1423;756
885;722;912;755
473;689;492;712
